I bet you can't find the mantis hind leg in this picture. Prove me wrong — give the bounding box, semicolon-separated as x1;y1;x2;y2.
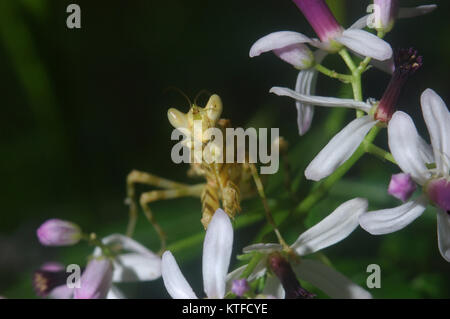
137;184;204;254
248;163;289;250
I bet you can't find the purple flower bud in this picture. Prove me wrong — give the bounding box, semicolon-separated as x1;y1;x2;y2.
292;0;343;42
37;219;82;246
74;258;113;299
426;178;450;212
373;0;399;32
231;279;250;297
268;252;315;299
375;48;423;122
388;173;417;202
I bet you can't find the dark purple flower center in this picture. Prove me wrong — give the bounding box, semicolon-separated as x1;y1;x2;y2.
375;48;423;122
33;269;69;297
426;178;450;212
268;252;315;299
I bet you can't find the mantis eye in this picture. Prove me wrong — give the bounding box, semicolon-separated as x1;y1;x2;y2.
206;94;223;123
167;108;188;129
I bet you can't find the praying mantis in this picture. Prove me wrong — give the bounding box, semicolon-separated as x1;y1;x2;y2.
125;93;286;252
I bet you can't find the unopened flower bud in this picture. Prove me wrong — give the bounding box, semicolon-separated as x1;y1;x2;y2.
373;0;399;33
37;219;82;246
231;279;250;297
388;173;417;202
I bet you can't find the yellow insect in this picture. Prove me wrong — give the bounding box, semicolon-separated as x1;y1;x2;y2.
125;93;284;252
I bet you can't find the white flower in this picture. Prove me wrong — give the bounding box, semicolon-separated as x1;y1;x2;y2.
359;89;450;262
271;87;378;181
34;234;160;299
271;47;423;181
249;0;393;136
161;208;233;299
228;198;372;299
93;234;162;283
351;2;437;33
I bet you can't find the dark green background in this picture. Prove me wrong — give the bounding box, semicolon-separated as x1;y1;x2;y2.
0;0;449;298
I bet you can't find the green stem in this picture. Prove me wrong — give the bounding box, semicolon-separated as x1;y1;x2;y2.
339;48;357;72
240;253;264;279
364;142;397;164
314;64;352;83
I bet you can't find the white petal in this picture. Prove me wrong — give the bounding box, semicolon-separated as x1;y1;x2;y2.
359;196;428;235
291;198;368;255
107;285;125;299
335;29;392;61
100;234;157;256
243;243;283;254
295;70;315;135
112;253;161;282
398;5;437;19
349;14;370;29
263;275;285;299
293;259;372;299
161;251;197;299
305;116;377;181
294;50;327;135
388;111;431;184
270;87;372;112
274;43;314;69
249;31;311;57
421;89;450;174
417;135;434;165
202;209;233;299
48;285;74;299
437;210;450;262
370;57;395;74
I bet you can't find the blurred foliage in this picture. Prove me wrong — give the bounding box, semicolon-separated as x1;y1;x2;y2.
0;0;449;298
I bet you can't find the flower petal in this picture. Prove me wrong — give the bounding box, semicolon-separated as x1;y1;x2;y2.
112;253;161;282
263;275;285;299
107;285;125;299
243;243;283;254
74;259;113;299
294;50;327;135
335;29;393;61
437;210;450;262
295;70;315;135
359;196;428;235
161;251;197;299
398;5;437;19
274;43;314;69
292;259;372;299
270;87;372;112
249;31;311;57
305;116;377;181
349;14;370;30
388;111;431;184
291;198;368;256
101;234;158;256
421;89;450;174
203;209;233;299
48;285;74;299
